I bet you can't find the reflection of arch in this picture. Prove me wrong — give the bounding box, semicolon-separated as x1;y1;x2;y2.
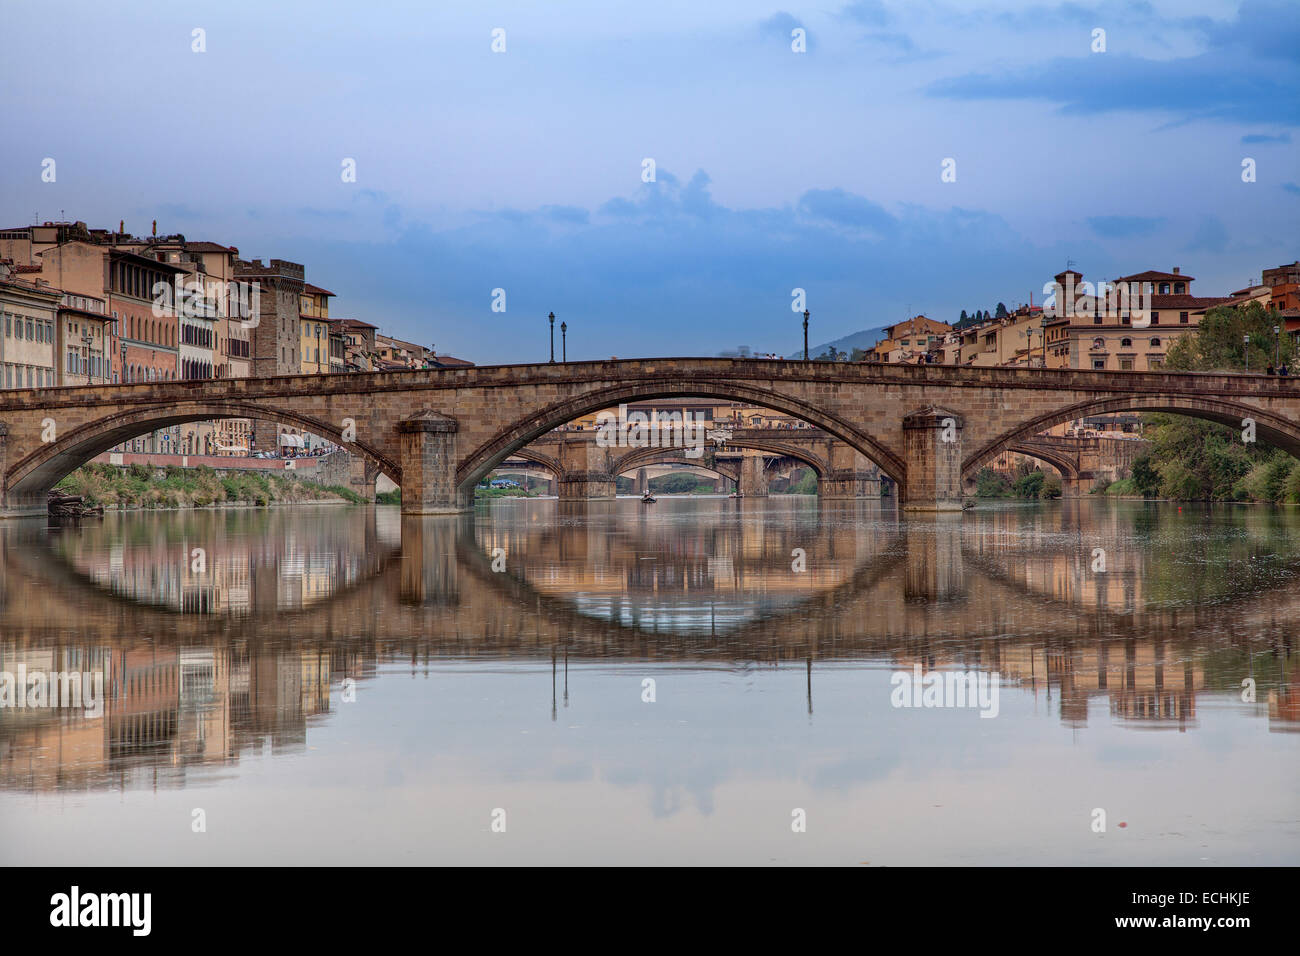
6;400;398;499
964;395;1300;476
458;382;901;496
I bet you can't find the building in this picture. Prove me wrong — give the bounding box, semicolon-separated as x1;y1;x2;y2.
235;258;305;379
234;258;306;453
337;318;377;371
374;333;432;370
58;292;112;386
299;283;335;374
0;261;61;390
870;316;950;363
1043;267;1234;372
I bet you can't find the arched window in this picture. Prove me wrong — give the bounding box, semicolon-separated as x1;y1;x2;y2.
1121;338;1132;348
1150;337;1161;347
1092;337;1105;349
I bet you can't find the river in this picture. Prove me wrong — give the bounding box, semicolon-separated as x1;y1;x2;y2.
0;497;1296;865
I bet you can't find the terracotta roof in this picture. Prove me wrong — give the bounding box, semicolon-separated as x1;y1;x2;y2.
180;241;236;253
335;317;376;330
0;275;63;298
1114;270;1194;283
303;283;335;297
1150;294;1233;310
432;355;475;367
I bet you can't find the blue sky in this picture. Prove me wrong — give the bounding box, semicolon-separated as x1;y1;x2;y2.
2;0;1296;362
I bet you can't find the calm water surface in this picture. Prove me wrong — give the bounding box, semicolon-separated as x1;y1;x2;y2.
0;497;1296;865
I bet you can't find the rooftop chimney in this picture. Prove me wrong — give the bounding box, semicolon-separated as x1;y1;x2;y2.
1172;266;1180;274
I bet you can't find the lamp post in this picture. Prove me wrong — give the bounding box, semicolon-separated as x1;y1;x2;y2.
1244;334;1250;372
561;321;567;362
548;312;555;363
1274;324;1281;367
802;309;810;363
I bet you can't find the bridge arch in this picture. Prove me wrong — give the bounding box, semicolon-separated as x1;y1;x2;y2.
496;448;563;479
456;381;901;498
963;394;1300;477
5;400;399;503
609;453;741;487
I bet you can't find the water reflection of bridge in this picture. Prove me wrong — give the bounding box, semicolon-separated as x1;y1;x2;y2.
1;501;1297;791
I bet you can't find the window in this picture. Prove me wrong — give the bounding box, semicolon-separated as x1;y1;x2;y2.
1151;311;1160;325
1093;359;1107;370
1121;338;1132;348
1180;312;1189;324
1092;337;1105;349
1093;315;1102;325
1119;358;1134;371
1150;337;1161;347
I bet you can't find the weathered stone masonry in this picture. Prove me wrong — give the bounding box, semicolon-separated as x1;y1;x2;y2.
1;359;1297;516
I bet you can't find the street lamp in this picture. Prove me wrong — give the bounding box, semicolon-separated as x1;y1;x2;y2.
1274;325;1281;367
561;321;567;363
1244;333;1250;372
803;309;810;363
548;312;555;364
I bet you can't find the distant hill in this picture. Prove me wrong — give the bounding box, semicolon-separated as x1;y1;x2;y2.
790;327;887;360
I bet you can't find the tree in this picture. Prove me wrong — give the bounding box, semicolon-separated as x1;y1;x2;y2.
1129;453;1160;497
959;309;968;325
995;302;1009;319
1164;301;1294;372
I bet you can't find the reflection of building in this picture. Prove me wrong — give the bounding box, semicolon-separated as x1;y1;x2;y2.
984;640;1204;730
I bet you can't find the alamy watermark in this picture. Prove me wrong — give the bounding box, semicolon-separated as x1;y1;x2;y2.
151;275;261;329
890;664;1000;718
1;667;104;717
595;404;707;458
1043;273;1153;326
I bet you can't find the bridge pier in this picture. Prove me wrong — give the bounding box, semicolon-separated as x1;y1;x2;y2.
902;408;964;512
398;417;471;515
819;471;882;499
739;455;769;497
557;437;616;499
636;468;649;495
559;472;617;499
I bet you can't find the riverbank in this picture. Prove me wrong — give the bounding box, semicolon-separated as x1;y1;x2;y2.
54;463;365;510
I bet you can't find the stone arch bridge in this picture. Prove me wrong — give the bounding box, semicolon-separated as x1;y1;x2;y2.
0;359;1295;514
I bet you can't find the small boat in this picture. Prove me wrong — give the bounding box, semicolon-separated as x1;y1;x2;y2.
640;494;657;504
728;491;744;499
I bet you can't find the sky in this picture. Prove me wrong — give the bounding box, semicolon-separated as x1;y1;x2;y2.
1;0;1296;363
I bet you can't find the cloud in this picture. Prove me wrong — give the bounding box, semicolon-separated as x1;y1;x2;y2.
1184;215;1229;253
927;2;1300;126
759;11;809;49
283;169;1110;363
798;188;898;237
1087;215;1165;238
840;0;893;27
1241;132;1292;144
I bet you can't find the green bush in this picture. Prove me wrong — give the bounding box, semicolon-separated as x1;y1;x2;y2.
1012;471;1045;498
975;468;1013;497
